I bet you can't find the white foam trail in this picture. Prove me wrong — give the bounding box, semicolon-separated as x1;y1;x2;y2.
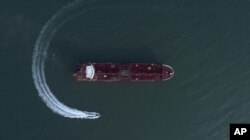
32;0;100;119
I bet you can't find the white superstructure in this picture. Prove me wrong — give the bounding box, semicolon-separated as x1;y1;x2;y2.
86;65;95;79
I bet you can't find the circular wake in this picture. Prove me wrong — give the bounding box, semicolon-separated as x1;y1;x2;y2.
32;0;100;119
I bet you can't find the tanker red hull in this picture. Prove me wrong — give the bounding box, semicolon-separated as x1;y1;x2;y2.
73;63;174;81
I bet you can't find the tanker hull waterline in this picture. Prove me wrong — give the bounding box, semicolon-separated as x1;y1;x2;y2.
73;63;174;81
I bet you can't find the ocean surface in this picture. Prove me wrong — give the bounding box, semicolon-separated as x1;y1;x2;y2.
1;0;250;139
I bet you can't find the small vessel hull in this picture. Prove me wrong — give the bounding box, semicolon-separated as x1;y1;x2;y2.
73;63;174;81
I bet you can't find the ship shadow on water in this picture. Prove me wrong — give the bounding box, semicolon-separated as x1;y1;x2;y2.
51;37;160;73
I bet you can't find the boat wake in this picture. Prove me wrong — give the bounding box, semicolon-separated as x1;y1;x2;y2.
32;0;100;119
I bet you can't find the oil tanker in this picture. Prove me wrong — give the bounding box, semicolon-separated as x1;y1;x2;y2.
73;63;174;81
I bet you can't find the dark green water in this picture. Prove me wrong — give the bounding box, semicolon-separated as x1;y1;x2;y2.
1;0;250;139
